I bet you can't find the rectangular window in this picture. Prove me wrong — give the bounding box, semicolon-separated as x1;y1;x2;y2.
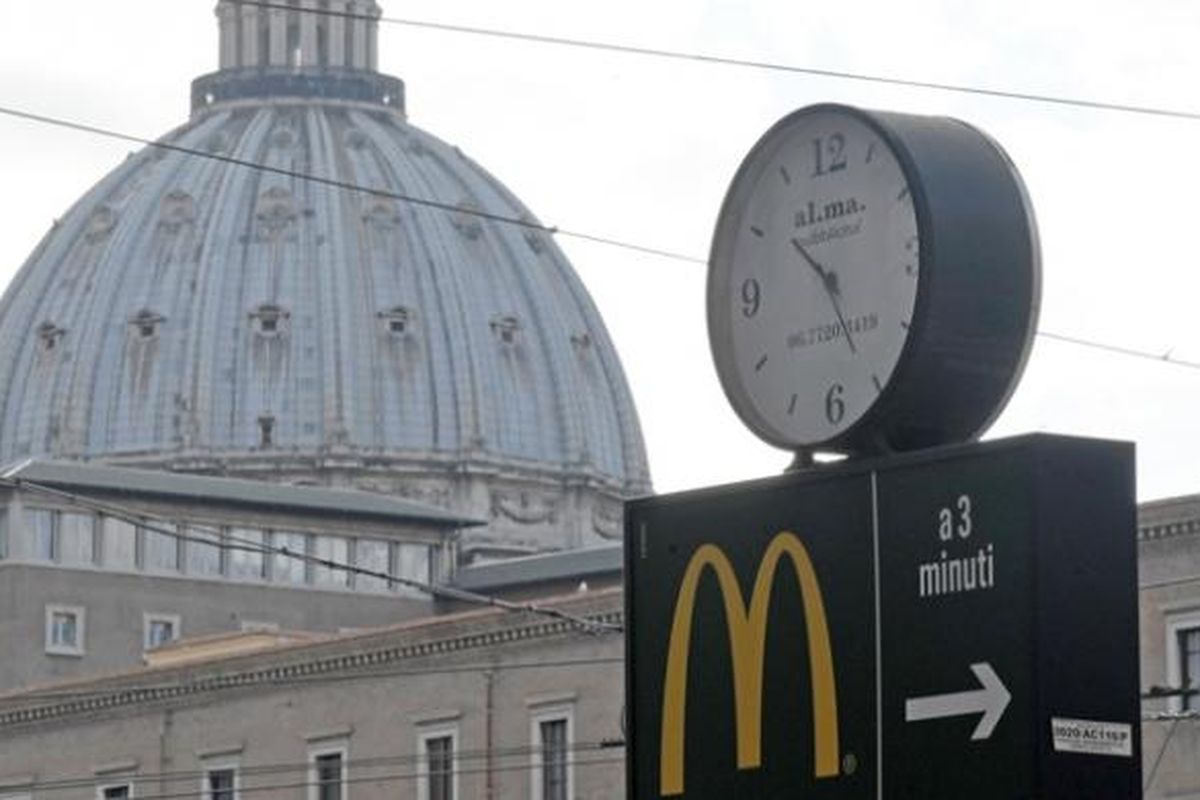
185;526;223;577
144;613;181;651
205;767;236;800
0;507;9;559
421;733;455;800
354;539;390;593
312;752;344;800
1167;611;1200;713
312;535;349;588
272;531;308;584
99;784;131;800
530;706;573;800
431;543;453;584
59;512;95;565
395;543;430;596
23;508;54;560
144;526;179;572
1181;627;1200;711
228;528;265;580
539;719;569;800
102;517;138;569
45;604;85;656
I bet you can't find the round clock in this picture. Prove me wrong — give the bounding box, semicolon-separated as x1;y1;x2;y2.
707;103;1040;457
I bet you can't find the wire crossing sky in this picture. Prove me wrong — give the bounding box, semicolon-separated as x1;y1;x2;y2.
229;0;1200;124
0;101;1194;375
1;0;1199;499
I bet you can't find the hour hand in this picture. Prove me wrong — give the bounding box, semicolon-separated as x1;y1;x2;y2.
790;238;856;354
791;238;835;291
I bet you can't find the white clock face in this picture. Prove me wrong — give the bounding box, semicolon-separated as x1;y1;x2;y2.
709;108;920;449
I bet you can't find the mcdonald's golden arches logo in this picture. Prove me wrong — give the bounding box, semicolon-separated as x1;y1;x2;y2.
659;531;840;796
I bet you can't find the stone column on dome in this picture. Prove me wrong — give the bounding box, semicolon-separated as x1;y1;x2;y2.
240;2;260;66
366;1;380;70
299;0;318;67
348;1;367;70
217;2;239;69
268;3;288;66
328;0;347;67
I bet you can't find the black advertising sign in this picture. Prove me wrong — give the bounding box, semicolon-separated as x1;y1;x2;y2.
625;434;1140;799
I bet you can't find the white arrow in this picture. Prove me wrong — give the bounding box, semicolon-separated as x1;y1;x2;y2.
904;662;1011;740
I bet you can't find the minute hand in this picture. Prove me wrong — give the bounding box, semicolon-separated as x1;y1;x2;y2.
791;238;857;354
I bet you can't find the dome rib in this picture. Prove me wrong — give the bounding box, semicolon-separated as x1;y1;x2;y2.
370;118;486;457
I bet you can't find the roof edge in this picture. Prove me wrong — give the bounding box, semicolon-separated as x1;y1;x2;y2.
1;459;482;528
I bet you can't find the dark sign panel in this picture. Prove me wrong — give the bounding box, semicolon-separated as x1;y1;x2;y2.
625;434;1140;799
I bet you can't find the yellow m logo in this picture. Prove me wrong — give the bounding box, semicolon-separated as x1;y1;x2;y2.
659;531;840;796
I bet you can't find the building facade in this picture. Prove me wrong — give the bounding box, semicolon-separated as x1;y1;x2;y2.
0;459;473;692
0;487;1198;797
1138;494;1200;800
0;589;625;800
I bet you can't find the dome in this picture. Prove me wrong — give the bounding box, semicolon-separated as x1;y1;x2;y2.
0;1;650;557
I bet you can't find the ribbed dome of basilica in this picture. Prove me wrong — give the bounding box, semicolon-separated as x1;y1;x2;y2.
0;1;650;556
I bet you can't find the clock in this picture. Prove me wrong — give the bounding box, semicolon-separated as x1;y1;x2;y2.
707;103;1040;458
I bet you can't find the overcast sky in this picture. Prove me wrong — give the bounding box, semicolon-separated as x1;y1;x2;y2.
1;0;1199;500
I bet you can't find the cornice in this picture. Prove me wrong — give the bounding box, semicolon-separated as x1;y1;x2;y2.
1138;517;1200;542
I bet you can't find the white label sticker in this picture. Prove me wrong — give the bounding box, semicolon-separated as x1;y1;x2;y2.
1050;717;1133;757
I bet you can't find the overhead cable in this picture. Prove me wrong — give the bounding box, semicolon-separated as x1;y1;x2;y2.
1;104;1198;372
1037;330;1200;370
1144;717;1182;792
0;740;621;794
20;756;625;799
0;104;705;266
230;0;1200;123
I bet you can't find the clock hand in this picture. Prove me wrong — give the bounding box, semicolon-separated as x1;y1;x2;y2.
790;238;841;298
790;238;857;354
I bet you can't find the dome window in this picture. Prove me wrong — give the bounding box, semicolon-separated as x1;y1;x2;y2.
363;199;400;228
404;136;428;158
255;187;298;239
204;131;230;154
490;314;521;345
519;215;546;253
159;190;196;232
378;306;415;336
452;200;484;240
524;229;546;254
129;309;165;340
85;205;118;243
250;304;290;337
269;127;297;150
37;322;66;352
257;414;275;448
